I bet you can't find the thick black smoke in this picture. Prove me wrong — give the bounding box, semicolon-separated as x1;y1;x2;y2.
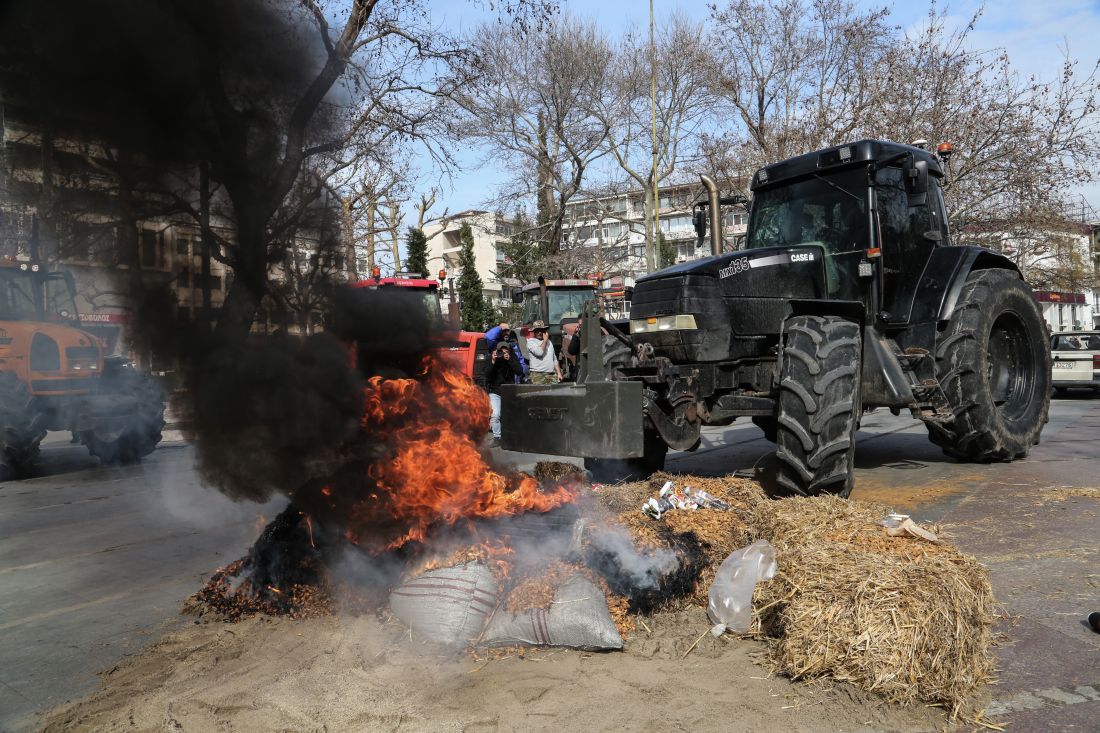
164;286;444;504
0;0;321;161
0;0;449;504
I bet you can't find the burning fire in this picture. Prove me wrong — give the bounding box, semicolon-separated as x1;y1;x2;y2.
343;357;578;552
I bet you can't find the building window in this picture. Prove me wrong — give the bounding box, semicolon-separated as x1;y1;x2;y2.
495;245;506;263
177;237;190;256
140;229;162;268
633;245;646;258
677;242;694;258
661;215;692;233
176;268;191;288
601;222;625;240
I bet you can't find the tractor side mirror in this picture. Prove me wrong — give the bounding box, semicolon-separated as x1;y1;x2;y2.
692;207;708;242
511;288;523;304
906;159;929;207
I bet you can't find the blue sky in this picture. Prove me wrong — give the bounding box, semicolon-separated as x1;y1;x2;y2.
410;0;1100;221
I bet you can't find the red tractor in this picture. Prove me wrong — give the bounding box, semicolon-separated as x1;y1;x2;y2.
348;269;490;385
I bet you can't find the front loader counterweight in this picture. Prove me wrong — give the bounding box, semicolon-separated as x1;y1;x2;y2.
499;301;643;459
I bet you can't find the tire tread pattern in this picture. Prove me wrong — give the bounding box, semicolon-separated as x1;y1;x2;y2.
775;315;861;497
926;269;1050;461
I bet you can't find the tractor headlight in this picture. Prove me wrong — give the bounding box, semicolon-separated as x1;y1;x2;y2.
630;315;698;333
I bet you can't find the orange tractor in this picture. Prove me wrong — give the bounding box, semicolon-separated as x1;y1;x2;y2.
0;258;164;476
348;270;490;385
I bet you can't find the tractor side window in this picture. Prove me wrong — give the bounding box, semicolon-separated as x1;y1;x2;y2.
876;167;933;323
522;294;540;324
44;275;78;322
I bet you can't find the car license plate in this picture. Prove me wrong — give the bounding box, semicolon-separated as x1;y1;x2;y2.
1053;361;1075;369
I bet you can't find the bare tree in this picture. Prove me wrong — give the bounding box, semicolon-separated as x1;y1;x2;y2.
591;12;718;271
453;15;613;254
864;7;1100;235
704;0;892;186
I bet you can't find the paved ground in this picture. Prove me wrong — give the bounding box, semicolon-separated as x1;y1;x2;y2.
2;397;1099;731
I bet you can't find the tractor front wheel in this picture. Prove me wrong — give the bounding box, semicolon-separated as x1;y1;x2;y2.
926;269;1049;460
83;371;165;465
0;372;46;479
774;315;862;498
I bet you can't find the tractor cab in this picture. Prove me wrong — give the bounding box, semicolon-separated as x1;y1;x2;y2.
349;268;448;324
513;277;598;343
345;269;489;385
0;258;81;325
740;139;951;324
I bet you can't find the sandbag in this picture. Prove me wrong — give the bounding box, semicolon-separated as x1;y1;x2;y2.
389;562;498;648
479;575;623;651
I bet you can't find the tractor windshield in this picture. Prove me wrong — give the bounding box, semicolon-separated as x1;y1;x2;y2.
0;268;39;320
547;289;590;324
746;168;868;254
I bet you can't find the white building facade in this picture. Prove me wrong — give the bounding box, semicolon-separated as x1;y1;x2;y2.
560;182;748;282
423;210;519;312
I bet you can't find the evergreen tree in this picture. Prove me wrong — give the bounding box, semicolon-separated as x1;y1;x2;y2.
657;232;676;269
404;226;429;276
456;222;492;330
498;212;547;284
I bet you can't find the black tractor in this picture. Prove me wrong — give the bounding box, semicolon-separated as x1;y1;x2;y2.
500;139;1051;497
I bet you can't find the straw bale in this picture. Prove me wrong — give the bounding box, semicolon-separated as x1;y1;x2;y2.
747;494;994;715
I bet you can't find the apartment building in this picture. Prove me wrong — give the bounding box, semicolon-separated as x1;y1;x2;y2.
560;182;749;282
0;105;348;362
423;209;521;309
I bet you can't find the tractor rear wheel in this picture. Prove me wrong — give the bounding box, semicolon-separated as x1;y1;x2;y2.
0;372;46;479
584;428;667;483
83;371;165;465
926;269;1049;460
774;315;862;498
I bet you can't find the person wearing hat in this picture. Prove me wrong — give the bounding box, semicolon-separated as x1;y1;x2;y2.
526;320;562;385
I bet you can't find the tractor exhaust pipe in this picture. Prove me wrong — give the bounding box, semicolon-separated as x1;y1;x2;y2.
700;174;721;256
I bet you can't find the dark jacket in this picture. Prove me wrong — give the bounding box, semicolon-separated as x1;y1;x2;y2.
485;350;523;394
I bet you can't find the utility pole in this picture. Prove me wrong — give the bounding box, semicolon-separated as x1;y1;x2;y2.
649;0;659;273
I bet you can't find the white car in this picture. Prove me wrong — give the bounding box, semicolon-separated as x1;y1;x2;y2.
1050;331;1100;394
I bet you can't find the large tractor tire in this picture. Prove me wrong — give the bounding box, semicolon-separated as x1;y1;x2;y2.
83;371;165;465
775;315;862;498
0;372;46;479
584;429;668;483
926;269;1050;460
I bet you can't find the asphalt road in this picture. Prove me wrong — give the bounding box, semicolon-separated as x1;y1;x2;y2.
2;397;1099;732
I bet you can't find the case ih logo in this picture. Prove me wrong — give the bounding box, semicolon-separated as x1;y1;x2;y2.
790;252;815;262
527;407;566;421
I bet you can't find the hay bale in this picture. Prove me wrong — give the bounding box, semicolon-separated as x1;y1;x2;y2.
748;494;994;715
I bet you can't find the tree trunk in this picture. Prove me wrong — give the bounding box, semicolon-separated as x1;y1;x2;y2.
366;205;376;273
215;212;266;344
643;186;656;272
199;161;213;332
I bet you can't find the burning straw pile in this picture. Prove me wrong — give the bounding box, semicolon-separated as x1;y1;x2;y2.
595;473;994;715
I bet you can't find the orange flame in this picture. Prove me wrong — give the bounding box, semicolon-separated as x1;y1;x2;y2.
346;357;577;552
